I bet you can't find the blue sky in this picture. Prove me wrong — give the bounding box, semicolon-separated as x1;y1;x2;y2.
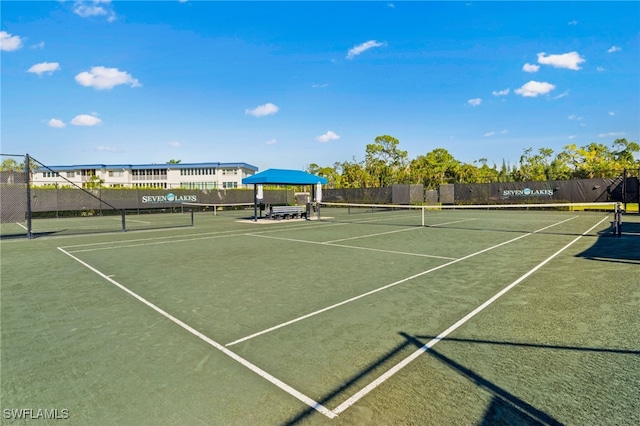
2;1;638;171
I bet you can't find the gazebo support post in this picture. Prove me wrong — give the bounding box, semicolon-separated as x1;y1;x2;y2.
253;184;258;222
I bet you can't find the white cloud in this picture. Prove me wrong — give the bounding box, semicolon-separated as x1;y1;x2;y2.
73;0;116;22
467;98;482;107
71;114;102;126
522;63;539;73
537;51;585;70
31;41;45;49
568;114;583;121
0;31;23;51
607;46;621;53
96;145;117;152
312;83;328;88
245;102;279;117
265;139;277;145
596;66;605;72
484;131;495;137
501;129;509;135
553;90;569;100
347;40;385;59
75;66;141;90
609;111;615;116
28;62;61;76
514;81;556;97
168;141;182;148
48;119;65;128
316;131;340;143
598;132;625;138
388;3;395;8
568;20;578;25
492;88;510;96
568;135;578;140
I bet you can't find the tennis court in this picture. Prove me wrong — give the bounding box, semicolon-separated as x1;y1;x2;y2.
1;204;638;425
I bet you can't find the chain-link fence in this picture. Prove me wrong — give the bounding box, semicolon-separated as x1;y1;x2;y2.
0;154;29;238
1;153;298;238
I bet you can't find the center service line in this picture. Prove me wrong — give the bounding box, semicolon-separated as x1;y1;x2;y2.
56;247;337;419
332;215;609;415
225;216;577;347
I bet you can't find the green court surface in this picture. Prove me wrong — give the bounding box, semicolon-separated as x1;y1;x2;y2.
1;207;639;425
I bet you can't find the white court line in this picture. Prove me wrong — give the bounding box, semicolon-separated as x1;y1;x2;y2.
322;218;475;244
426;218;477;227
248;233;457;260
322;226;419;244
225;216;578;347
66;232;246;254
332;214;611;415
118;218;151;224
61;221;346;253
15;222;28;230
56;246;337;419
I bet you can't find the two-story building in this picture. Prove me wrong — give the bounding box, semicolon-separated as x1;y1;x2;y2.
33;162;258;189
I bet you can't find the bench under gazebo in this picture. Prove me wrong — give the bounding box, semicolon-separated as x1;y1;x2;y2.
242;169;328;221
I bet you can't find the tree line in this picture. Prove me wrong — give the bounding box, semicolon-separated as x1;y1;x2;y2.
306;135;640;189
3;138;638;190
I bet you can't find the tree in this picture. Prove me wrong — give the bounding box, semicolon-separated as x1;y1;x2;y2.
513;148;554;181
339;158;368;188
410;148;459;189
84;174;105;189
167;159;182;164
364;135;408;187
306;163;341;188
0;158;20;172
561;143;616;178
612;138;640;174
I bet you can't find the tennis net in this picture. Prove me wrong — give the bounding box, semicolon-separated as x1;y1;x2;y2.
181;202;257;217
318;202;623;237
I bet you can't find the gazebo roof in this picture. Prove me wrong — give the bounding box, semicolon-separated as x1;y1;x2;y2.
242;168;328;185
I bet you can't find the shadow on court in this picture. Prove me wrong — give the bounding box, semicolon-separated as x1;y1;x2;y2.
284;332;639;425
576;220;640;264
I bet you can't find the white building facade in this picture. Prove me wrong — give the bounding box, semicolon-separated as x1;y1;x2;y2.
33;162;258;189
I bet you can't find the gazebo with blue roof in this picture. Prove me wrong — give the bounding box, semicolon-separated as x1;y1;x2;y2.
242;169;328;221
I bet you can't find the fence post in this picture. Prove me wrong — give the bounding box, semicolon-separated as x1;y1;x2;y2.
25;153;33;239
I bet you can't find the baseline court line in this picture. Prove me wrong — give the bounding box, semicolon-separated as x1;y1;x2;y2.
56;247;337;419
332;215;611;415
225;216;578;347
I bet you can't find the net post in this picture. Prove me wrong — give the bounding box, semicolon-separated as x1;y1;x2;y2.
121;209;126;232
421;206;425;227
25;153;33;239
615;203;622;237
191;208;194;226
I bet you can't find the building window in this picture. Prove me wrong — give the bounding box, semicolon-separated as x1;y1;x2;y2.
66;172;75;178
